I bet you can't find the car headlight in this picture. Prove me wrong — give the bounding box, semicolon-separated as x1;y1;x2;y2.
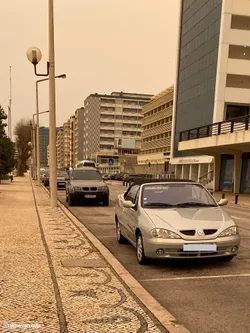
73;186;81;191
218;226;238;237
99;186;109;192
151;228;181;239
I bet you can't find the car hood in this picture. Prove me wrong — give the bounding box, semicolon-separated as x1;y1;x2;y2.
70;180;105;187
144;207;233;230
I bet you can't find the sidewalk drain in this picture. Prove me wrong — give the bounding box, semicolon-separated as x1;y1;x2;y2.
61;258;107;268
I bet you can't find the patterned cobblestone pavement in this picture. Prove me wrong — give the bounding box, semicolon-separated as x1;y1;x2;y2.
0;178;60;332
35;183;168;333
1;177;168;333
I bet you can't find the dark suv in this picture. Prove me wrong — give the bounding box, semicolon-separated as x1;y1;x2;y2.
65;167;109;206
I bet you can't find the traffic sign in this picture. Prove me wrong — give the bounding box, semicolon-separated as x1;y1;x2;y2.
108;158;114;165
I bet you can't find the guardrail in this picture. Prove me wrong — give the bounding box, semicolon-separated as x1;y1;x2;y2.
180;115;250;142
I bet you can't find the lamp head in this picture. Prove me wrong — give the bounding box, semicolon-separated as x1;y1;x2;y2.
27;47;42;65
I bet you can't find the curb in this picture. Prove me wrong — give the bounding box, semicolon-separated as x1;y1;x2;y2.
42;185;190;333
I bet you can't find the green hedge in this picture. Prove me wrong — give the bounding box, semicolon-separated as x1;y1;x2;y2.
0;174;11;180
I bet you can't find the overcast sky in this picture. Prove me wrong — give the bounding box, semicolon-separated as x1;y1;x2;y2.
0;0;180;131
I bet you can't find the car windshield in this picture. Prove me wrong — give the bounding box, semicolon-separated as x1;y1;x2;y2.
141;183;217;208
71;170;102;181
57;171;68;177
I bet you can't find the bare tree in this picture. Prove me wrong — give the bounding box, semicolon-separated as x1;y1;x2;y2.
15;119;32;176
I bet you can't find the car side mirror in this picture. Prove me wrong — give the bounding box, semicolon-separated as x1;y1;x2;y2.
218;198;228;206
123;200;135;209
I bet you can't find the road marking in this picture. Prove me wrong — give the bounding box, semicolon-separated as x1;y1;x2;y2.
140;273;250;282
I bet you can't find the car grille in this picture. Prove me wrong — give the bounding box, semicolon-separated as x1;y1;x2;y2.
82;187;97;191
180;230;195;236
179;229;218;236
203;229;217;235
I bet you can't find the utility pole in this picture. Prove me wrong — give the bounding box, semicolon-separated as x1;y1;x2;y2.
49;0;57;208
8;66;12;140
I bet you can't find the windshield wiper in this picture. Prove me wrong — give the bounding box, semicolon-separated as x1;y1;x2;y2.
176;202;217;207
143;202;175;208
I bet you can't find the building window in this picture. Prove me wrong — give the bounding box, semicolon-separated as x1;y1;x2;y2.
231;15;250;31
226;74;250;89
229;45;250;61
226;104;249;120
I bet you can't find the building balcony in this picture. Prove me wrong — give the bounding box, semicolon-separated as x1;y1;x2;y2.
179;115;250;155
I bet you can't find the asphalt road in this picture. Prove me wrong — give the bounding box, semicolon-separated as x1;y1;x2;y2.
58;183;250;333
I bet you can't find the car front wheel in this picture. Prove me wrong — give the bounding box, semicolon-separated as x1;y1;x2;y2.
136;232;148;265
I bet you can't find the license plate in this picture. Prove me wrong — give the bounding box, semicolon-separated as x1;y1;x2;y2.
58;183;65;185
85;195;96;198
183;243;217;252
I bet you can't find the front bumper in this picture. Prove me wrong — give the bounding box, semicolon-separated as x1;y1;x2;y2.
143;235;240;259
70;191;109;202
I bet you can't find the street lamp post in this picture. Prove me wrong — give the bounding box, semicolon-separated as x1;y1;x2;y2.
48;0;57;208
30;122;34;179
35;75;66;185
33;110;49;182
27;39;66;207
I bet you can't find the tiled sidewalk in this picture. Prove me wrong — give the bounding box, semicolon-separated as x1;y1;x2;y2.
0;177;170;333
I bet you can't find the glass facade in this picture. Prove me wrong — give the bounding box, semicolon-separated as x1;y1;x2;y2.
174;0;222;157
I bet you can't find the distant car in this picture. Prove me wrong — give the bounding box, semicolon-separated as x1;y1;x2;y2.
66;167;109;206
76;160;96;168
115;179;240;265
41;170;49;184
102;174;110;181
56;170;68;190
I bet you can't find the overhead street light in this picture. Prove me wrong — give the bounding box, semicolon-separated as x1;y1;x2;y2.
35;75;66;185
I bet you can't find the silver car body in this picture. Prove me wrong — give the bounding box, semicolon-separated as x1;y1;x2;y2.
115;181;240;260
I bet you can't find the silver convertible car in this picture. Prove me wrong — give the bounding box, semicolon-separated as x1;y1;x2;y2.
115;179;240;265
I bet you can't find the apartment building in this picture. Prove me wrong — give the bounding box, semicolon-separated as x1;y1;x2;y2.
172;0;250;193
137;86;174;174
56;121;71;169
39;127;49;167
74;107;84;166
69;115;75;168
83;91;152;173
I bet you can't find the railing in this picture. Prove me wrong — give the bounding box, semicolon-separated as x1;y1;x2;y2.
180;115;250;142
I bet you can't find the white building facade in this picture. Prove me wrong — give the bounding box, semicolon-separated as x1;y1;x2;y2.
172;0;250;193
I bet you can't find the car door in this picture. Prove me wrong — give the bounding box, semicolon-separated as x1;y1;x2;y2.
122;185;140;244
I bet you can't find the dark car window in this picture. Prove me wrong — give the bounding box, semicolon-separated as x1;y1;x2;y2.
125;185;140;203
71;170;102;181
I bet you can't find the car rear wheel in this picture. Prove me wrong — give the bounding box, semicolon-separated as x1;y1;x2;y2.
116;220;127;244
136;232;148;265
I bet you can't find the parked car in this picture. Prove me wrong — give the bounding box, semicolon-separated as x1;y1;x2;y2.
41;169;49;184
76;160;96;168
115;178;240;265
102;174;110;181
66;167;109;206
56;170;68;190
